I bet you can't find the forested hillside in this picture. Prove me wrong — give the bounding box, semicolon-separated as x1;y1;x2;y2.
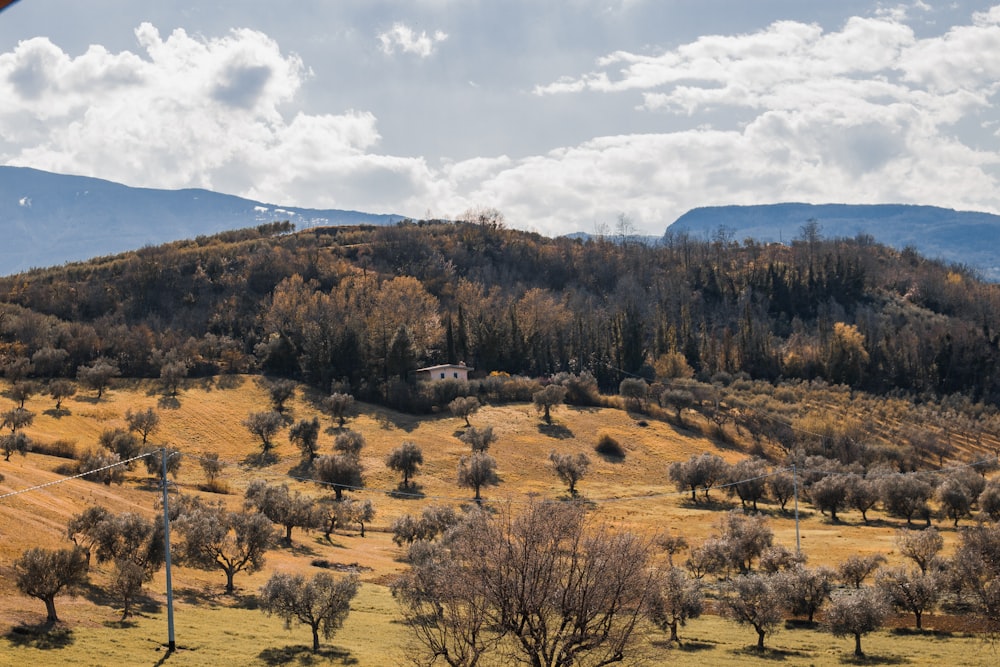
0;217;998;406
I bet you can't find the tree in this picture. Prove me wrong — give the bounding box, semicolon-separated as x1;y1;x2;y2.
386;441;424;489
778;565;835;623
200;452;224;486
532;384;567;424
2;406;33;435
726;457;769;511
175;502;276;594
391;505;459;546
648;566;704;645
837;554;886;589
98;427;140;465
160;360;188;396
702;510;774;576
79;449;125;485
936;476;972;526
394;501;652;667
668;452;730;503
9;380;40;409
13;546;89;623
267;378;297;413
243;410;283;455
660;389;694;426
826;587;890;658
48;379;76;410
314;453;364;501
67;505;113;564
718;572;786;651
334;498;376;537
333;429;365;459
77;358;120;399
880;473;933;526
979;479;1000;520
459;425;496;453
125;407;160;445
768;470;796;511
289;417;321;461
548;450;590;496
1;431;31;461
260;571;360;652
808;474;850;522
896;527;943;574
448;396;480;427
875;566;940;630
457;452;498;504
845;474;880;524
950;521;1000;632
31;346;69;378
618;377;648;412
142;446;181;479
322;392;354;427
244;480;321;545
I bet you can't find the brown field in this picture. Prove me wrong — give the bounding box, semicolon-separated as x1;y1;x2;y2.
0;376;996;665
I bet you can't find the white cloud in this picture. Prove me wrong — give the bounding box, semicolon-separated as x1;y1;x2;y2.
377;23;448;58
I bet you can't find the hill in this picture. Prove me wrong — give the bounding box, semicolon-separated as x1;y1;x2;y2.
0;166;404;275
669;203;1000;281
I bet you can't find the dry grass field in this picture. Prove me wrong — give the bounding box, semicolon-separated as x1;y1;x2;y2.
0;375;997;665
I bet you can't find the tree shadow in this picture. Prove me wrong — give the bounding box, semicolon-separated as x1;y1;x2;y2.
258;644;357;665
730;646;810;661
243;451;279;467
288;459;316;479
42;407;71;419
5;622;75;649
839;653;911;665
75;395;102;405
374;411;419;433
538;423;573;439
157;396;181;410
215;374;245;390
650;638;716;652
389;483;425;500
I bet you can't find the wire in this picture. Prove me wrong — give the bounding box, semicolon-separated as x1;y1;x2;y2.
0;451;153;501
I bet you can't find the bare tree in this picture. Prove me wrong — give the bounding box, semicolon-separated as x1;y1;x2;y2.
826;587;890;658
449;396;480;427
13;546;89;623
393;501;652;667
457;452;499;504
548;451;590;497
647;566;704;645
260;571;360;652
386;441;424;489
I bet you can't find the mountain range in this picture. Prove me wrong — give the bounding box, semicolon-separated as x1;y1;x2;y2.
0;166;403;276
3;166;1000;281
669;203;1000;281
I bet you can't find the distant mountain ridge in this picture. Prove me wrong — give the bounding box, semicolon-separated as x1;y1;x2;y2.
0;166;404;276
668;203;1000;281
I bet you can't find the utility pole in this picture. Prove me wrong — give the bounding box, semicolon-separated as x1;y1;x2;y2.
161;447;176;652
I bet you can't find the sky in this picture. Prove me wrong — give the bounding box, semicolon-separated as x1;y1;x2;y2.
1;1;999;238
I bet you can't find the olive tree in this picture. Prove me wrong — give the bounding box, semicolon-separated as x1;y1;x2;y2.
457;452;499;504
647;566;704;645
243;410;283;455
174;500;276;594
548;450;590;497
125;407;160;445
48;379;76;410
826;587;890;658
289;417;321;461
448;396;480;427
77;358;120;399
244;480;322;545
13;546;89;623
322;392;355;427
314;453;364;501
532;384;567;424
718;572;786;651
260;571;360;652
386;441;424;489
459;425;497;453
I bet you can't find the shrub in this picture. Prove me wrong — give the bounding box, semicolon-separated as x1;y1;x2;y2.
595;433;625;459
29;438;77;459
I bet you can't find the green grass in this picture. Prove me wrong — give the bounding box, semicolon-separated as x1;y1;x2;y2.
2;587;997;667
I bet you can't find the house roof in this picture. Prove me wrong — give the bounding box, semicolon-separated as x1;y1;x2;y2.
415;363;473;372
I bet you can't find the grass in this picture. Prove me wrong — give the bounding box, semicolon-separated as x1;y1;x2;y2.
0;375;998;665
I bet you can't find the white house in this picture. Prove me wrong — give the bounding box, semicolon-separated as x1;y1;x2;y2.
415;362;473;382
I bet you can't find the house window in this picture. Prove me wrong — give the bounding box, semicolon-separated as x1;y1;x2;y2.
454;372;459;378
440;372;445;379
